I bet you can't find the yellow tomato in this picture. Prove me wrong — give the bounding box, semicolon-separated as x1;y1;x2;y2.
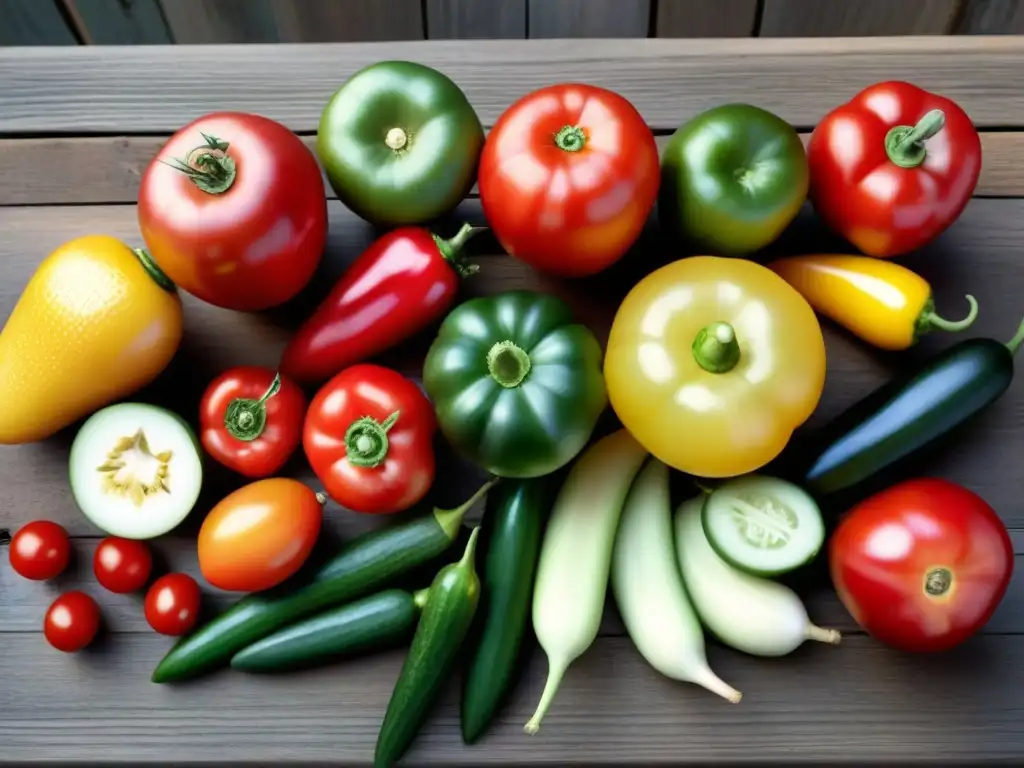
604;256;826;478
0;235;183;444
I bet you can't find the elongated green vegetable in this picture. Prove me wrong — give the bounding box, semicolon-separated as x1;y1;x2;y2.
460;476;554;745
375;527;483;768
151;479;496;683
526;429;648;735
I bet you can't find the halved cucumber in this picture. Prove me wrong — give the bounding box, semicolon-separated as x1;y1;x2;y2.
69;402;203;539
701;475;823;577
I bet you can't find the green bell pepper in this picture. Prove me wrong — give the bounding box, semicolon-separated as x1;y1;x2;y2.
317;60;484;227
422;290;607;478
659;103;808;256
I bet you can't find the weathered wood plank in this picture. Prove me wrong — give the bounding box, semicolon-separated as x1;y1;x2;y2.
655;0;759;37
62;0;172;44
1;632;1023;763
0;0;78;45
426;0;527;39
4;130;1023;207
270;0;424;42
5;37;1023;133
956;0;1024;34
528;0;651;38
158;0;279;43
760;0;962;36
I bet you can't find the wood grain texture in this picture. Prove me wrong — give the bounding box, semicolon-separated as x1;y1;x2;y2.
63;0;172;44
655;0;759;37
956;0;1024;33
158;0;279;43
760;0;962;36
0;0;77;45
426;0;527;39
528;0;651;37
270;0;424;42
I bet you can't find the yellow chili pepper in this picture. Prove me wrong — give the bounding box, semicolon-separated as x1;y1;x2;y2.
767;254;978;351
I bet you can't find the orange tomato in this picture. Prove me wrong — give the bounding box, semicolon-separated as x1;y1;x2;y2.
197;478;324;592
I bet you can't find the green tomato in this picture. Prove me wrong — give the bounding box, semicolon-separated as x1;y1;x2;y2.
317;60;484;227
658;103;809;256
423;290;607;479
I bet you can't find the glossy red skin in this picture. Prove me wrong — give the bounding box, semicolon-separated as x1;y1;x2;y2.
807;81;981;258
138;112;328;311
199;366;306;478
279;228;460;385
304;364;436;515
44;591;100;652
9;520;71;581
93;537;153;594
477;83;659;278
144;573;202;636
830;478;1013;653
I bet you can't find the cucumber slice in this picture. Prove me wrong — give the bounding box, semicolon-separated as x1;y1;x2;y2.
701;475;823;577
69;403;203;540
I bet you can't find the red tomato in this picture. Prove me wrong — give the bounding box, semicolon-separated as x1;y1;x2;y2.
198;478;324;592
478;83;659;278
199;367;306;478
807;81;981;258
304;364;436;514
93;537;153;594
830;478;1013;653
9;520;71;581
137;112;328;311
44;591;101;652
144;573;202;636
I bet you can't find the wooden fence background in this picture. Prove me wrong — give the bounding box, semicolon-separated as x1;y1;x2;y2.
1;0;1022;46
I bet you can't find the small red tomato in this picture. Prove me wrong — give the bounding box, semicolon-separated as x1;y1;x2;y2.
199;367;306;478
93;537;153;594
478;83;660;277
44;591;101;652
304;364;436;515
144;573;202;636
9;520;71;581
830;478;1013;653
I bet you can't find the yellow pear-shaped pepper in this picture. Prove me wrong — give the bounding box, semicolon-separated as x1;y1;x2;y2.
0;235;184;444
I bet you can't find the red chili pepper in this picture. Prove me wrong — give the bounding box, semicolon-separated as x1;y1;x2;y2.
303;363;436;515
807;80;981;258
279;223;483;385
199;366;306;479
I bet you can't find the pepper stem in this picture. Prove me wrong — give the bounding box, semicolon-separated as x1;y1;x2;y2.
457;526;481;569
433;477;501;541
554;125;587;152
885;109;945;169
487;340;532;388
917;294;979;337
1006;316;1024;355
132;248;176;292
223;374;282;442
433;222;486;277
385;127;408;151
344;411;399;468
161;132;237;194
924;566;953;597
692;322;741;374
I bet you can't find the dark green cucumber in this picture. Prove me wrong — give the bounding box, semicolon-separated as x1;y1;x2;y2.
151;479;496;683
460;477;553;744
229;587;430;673
374;527;482;768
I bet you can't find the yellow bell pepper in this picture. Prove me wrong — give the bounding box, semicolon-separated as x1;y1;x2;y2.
604;256;826;479
767;254;978;351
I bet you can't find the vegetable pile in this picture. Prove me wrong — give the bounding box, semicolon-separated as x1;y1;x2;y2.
1;62;1020;765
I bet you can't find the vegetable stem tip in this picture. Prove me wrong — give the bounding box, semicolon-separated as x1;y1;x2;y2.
1006;316;1024;355
525;661;567;735
806;625;842;645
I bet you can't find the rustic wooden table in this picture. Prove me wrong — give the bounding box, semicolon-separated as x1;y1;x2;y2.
0;35;1022;765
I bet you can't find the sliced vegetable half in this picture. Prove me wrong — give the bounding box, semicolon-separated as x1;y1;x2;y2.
69;403;203;539
701;475;824;577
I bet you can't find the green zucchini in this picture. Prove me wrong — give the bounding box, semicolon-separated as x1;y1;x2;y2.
374;527;482;768
151;479;496;683
460;476;553;745
229;587;430;673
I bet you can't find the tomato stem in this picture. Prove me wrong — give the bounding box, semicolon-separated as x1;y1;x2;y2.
132;248;176;292
224;374;282;442
344;410;400;468
487;340;531;388
1006;316;1024;355
161;132;237;194
924;566;953;597
692;322;741;374
884;109;945;169
434;222;485;277
554;125;587;152
916;294;979;338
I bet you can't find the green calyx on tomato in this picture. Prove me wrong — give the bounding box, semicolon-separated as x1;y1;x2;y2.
344;410;399;469
317;61;485;227
223;373;281;442
659;103;809;256
423;290;607;479
161;132;237;195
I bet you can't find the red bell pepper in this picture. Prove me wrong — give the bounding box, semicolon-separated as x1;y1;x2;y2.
807;80;981;258
303;363;436;515
279;223;482;385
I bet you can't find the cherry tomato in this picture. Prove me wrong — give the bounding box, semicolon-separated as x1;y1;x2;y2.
144;573;202;636
198;478;324;592
93;537;153;594
44;591;101;652
199;367;306;478
9;520;71;581
478;83;660;278
138;112;328;311
830;478;1014;653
